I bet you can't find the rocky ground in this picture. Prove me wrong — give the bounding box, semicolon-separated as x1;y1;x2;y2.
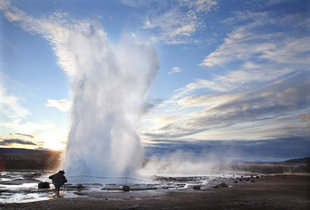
1;174;309;210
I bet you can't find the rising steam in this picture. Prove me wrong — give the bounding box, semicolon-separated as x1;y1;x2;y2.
63;25;159;177
0;1;159;177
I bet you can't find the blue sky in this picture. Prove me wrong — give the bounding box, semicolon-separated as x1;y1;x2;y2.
0;0;309;160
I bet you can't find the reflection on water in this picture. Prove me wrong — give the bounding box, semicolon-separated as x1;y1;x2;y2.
0;171;52;203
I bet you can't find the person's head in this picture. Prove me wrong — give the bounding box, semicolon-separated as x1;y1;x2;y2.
58;170;65;174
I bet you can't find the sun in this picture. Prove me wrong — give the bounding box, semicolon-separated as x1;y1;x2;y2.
37;132;67;151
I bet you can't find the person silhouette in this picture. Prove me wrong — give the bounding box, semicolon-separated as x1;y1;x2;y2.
49;170;67;197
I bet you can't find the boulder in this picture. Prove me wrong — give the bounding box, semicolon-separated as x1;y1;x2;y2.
192;185;201;190
38;182;50;189
213;182;229;189
219;183;228;188
123;185;130;192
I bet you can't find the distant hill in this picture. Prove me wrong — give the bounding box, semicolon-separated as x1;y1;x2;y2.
0;148;51;154
283;157;310;164
0;147;61;170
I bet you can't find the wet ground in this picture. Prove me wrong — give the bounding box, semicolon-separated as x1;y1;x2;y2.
0;171;257;204
1;174;309;209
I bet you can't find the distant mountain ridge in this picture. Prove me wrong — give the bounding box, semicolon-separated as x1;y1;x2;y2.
282;157;310;164
0;147;61;170
0;147;52;154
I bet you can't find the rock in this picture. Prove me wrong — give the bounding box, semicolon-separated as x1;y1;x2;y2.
234;180;238;183
192;185;201;190
214;183;229;189
219;183;228;188
123;185;130;192
38;182;50;189
77;184;84;189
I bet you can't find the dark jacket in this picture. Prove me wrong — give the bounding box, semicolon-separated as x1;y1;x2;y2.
49;172;67;184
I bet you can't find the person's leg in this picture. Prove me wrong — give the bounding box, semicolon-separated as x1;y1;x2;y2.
54;184;61;197
56;185;60;196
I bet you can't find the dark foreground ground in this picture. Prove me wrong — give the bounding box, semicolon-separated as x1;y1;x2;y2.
1;175;309;210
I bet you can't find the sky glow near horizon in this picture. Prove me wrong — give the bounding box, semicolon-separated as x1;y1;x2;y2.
0;0;309;160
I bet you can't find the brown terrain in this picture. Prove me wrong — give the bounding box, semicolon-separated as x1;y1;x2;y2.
0;148;61;170
1;175;309;210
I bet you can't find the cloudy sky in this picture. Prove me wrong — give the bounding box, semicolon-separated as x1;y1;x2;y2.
0;0;309;160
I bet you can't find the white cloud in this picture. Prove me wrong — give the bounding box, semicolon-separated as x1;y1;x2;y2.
200;11;310;69
1;119;68;150
142;71;310;142
46;99;72;112
141;0;217;44
141;8;310;142
168;66;181;74
174;78;231;98
177;92;242;110
1;119;54;134
0;81;29;120
196;9;310;98
0;0;81;76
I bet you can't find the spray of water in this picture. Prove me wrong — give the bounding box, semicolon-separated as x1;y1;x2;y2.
62;25;158;177
0;1;159;177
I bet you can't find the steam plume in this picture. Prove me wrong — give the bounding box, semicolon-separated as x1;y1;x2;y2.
0;0;159;176
63;25;158;176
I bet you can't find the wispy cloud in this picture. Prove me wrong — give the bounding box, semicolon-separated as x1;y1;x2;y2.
46;99;72;112
168;66;182;74
0;0;85;76
1;119;68;150
136;0;217;44
16;132;34;138
143;72;310;142
201;11;310;68
0;78;29;120
0;70;66;148
141;7;310;142
1;120;55;134
0;137;36;146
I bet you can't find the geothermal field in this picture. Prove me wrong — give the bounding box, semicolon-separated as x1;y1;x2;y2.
0;170;251;203
0;149;310;208
0;163;309;209
1;0;310;209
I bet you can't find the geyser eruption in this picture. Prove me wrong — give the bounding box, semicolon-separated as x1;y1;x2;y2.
0;0;158;177
63;25;158;177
